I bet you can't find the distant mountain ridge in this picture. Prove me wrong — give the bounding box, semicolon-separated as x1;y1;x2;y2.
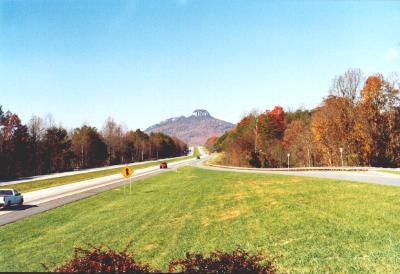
145;109;234;145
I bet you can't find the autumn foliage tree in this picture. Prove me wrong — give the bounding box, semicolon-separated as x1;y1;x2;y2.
284;119;316;167
256;106;287;167
71;126;108;169
214;107;288;168
355;74;400;166
204;136;219;152
213;69;400;168
0;107;188;180
219;114;259;167
311;96;356;166
0;109;32;178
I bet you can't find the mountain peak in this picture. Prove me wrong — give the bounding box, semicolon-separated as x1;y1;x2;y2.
145;110;234;145
192;109;210;117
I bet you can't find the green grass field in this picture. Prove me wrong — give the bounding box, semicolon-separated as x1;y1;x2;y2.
1;167;400;273
5;155;193;193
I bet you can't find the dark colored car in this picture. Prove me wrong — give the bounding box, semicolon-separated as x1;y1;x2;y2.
196;156;201;159
160;162;168;169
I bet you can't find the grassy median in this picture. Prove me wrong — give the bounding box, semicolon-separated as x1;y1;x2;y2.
5;155;194;193
1;167;400;273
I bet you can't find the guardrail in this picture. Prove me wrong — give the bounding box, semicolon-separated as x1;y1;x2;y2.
205;163;371;172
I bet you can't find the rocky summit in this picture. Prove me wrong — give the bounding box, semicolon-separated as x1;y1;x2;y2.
145;109;234;145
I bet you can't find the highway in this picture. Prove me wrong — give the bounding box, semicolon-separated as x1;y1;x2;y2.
0;157;200;226
196;146;400;186
1;147;399;227
0;147;195;186
196;147;400;186
197;158;400;186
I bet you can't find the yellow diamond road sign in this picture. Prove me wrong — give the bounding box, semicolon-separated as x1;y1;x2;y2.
121;166;134;178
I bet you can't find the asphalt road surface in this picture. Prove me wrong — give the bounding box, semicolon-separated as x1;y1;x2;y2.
0;157;199;226
197;159;400;186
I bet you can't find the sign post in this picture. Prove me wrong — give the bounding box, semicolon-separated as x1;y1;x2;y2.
339;148;344;167
121;166;134;194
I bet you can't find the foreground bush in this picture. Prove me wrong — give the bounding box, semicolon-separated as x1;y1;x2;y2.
49;244;158;273
49;245;277;273
168;247;277;274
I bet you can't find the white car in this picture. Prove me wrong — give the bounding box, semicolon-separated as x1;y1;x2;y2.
0;189;24;209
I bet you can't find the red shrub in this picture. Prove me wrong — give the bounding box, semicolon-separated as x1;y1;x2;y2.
49;244;157;273
49;245;277;274
168;247;277;274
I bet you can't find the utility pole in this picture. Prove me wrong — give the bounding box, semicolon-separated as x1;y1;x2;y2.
254;116;259;154
339;147;344;167
81;144;84;168
141;141;144;161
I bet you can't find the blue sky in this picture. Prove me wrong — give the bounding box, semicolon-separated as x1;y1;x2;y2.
1;0;399;130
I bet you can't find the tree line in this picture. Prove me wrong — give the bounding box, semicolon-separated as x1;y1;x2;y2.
0;109;188;180
206;69;400;168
